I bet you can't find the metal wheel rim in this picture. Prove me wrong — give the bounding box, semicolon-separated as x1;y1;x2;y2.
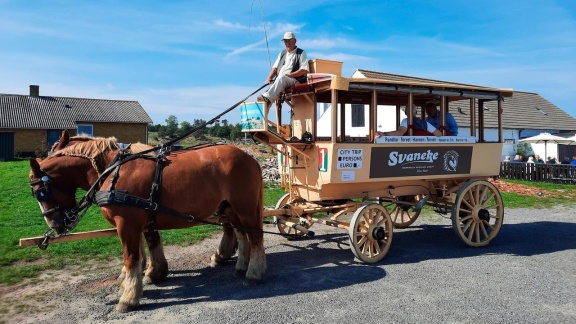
451;180;504;247
348;203;393;263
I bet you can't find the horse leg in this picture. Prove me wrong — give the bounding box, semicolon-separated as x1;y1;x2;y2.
244;230;267;287
210;226;238;267
117;233;148;284
233;229;250;279
143;230;168;284
116;229;144;313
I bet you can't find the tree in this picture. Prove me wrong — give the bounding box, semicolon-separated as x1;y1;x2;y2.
179;121;193;136
230;124;243;141
164;115;179;138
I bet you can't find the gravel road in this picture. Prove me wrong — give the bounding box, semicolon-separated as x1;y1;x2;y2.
5;206;576;324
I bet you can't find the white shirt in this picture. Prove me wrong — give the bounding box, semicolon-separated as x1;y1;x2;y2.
273;47;309;77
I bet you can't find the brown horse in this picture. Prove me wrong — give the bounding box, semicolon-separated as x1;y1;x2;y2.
29;130;266;312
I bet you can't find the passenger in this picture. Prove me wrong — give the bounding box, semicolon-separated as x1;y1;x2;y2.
376;105;441;137
534;154;545;164
527;156;535;163
547;156;557;164
561;156;571;164
425;102;458;136
512;155;523;162
503;156;511;162
257;32;309;104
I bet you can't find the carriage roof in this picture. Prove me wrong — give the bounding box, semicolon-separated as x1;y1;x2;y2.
312;75;513;104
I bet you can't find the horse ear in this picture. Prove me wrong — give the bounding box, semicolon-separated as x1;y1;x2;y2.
29;158;42;175
52;130;71;152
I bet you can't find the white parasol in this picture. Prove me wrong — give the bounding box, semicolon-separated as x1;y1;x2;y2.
519;132;576;159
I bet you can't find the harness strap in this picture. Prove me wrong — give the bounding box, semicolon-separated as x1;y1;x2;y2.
95;190;196;222
93;190;299;236
147;157;165;242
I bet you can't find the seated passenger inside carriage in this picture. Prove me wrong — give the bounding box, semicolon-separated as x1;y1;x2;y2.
425;102;458;136
375;104;441;138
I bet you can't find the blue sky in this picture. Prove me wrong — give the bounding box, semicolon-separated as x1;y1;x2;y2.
1;0;575;125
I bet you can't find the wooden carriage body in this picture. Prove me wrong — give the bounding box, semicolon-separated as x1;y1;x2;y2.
241;60;512;261
243;59;513;203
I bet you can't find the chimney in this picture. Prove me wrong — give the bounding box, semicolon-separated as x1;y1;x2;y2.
30;85;39;96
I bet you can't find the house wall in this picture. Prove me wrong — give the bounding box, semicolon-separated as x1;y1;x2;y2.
92;122;148;144
7;123;148;158
11;129;51;155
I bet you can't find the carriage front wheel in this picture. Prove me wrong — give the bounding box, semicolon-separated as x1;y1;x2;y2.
273;193;311;237
348;203;393;263
451;179;504;247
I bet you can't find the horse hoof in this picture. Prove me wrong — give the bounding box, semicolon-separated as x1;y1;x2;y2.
143;276;153;285
243;278;261;287
234;269;247;279
116;302;136;313
210;254;227;267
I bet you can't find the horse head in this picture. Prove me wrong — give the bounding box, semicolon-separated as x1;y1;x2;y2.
28;130;117;235
29;157;80;235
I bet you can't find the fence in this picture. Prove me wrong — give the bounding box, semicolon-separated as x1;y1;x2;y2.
499;162;576;184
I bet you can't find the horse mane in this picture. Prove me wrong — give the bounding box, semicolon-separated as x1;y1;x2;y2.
50;135;119;173
128;142;155;153
49;135;157;173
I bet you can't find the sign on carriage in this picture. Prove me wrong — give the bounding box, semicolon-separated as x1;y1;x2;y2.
240;102;265;131
336;148;363;169
369;146;473;178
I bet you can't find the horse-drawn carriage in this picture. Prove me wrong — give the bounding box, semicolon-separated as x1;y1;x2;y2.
24;59;512;311
242;59;512;263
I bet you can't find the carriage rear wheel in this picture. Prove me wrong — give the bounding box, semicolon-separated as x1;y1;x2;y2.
382;195;421;228
348;203;393;263
273;193;311;237
451;179;504;247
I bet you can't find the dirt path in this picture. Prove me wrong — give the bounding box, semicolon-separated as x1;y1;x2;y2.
2;207;575;323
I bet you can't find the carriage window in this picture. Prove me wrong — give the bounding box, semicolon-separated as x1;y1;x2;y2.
77;124;93;137
351;104;365;127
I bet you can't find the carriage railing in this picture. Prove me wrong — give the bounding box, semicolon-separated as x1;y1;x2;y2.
499;162;576;184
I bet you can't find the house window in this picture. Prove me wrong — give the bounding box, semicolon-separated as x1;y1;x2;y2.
77;124;93;137
351;104;365;127
47;129;63;147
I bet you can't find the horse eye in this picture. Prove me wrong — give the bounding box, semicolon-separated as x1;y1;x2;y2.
41;176;50;182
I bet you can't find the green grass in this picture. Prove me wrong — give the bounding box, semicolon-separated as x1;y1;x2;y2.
1;160;575;285
499;179;576;208
0;159;285;285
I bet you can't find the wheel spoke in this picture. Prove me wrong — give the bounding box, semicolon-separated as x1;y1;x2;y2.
474;222;482;243
460;214;473;222
467;222;476;241
484;203;501;210
373;241;382;255
480;221;490;237
356;233;368;246
461;218;471;232
462;199;475;211
484;219;495;230
481;191;496;205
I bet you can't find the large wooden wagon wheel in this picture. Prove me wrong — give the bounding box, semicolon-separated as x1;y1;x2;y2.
451;179;504;247
348;203;393;263
273;193;311;237
381;195;421;228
